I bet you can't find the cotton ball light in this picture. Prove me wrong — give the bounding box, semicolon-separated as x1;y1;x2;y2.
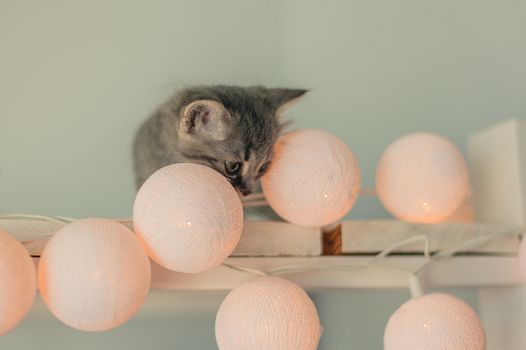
0;229;36;335
384;293;486;350
134;163;243;273
38;219;151;332
215;276;321;350
376;133;469;223
262;129;361;227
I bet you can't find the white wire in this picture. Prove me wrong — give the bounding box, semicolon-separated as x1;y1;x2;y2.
371;235;431;263
221;263;269;276
0;214;73;224
408;273;424;298
432;227;524;259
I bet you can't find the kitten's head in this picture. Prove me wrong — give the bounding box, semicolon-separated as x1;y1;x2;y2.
164;85;307;196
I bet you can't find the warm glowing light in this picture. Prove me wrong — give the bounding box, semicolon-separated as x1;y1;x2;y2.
376;133;469;223
134;163;243;273
215;276;322;350
0;229;36;335
38;219;151;332
422;202;431;212
384;293;486;349
262;129;361;227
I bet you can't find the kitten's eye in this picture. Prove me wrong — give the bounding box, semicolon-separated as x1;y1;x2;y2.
224;161;241;177
257;162;271;176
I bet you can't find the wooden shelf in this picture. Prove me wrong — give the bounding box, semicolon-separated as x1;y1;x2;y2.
5;216;523;291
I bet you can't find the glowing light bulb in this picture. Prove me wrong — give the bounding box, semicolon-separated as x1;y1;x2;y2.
38;219;151;332
262;129;361;227
376;133;469;223
384;293;486;349
215;276;321;350
134;163;243;273
0;229;36;335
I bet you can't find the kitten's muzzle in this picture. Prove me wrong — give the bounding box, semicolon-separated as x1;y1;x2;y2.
239;188;252;196
238;180;256;196
231;177;255;197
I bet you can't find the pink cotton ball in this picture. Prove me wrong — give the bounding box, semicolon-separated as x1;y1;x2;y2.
0;229;36;335
261;129;361;227
215;276;322;350
133;163;243;273
38;219;151;332
384;293;486;350
376;133;469;223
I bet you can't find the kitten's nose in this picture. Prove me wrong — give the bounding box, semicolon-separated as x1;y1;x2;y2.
240;188;252;196
239;180;255;196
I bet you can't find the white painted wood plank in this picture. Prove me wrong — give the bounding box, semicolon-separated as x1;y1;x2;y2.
341;220;519;254
1;218;321;257
467;119;526;226
232;220;321;256
2;218;517;256
467;119;526;350
0;217;64;256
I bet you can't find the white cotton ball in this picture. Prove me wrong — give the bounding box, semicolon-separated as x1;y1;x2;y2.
0;229;36;335
133;163;243;273
376;133;469;223
262;129;361;227
215;276;322;350
384;293;486;350
38;219;151;332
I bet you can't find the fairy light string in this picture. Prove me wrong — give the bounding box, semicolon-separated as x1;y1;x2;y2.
1;212;522;298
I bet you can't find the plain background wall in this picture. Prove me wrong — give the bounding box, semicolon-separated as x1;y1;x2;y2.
1;0;525;348
0;289;480;350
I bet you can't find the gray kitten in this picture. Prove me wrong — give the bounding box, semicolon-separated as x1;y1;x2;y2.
133;85;307;195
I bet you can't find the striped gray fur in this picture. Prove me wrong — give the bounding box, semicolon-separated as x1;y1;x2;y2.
133;85;307;196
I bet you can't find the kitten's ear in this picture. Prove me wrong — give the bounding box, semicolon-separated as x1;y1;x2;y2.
179;100;231;141
267;88;308;115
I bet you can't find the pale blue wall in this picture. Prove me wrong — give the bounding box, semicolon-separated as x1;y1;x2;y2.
1;0;525;349
0;289;479;350
0;0;283;217
275;0;526;219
